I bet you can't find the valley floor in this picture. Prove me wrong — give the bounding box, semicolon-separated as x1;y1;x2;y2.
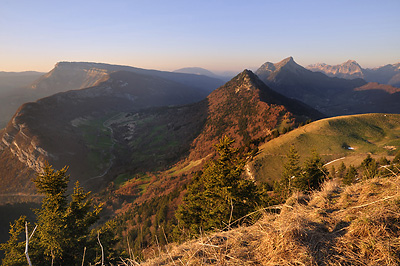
134;175;400;265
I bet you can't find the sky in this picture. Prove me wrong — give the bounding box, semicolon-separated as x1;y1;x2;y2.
1;0;399;73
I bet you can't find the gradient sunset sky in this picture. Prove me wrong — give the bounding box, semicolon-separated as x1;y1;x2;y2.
1;0;399;73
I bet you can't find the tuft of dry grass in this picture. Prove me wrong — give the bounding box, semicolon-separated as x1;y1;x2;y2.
126;176;400;265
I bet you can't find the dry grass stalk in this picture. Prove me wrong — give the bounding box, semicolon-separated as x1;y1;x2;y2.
134;176;400;265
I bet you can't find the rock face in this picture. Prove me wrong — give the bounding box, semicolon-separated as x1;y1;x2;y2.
307;60;400;87
30;62;109;95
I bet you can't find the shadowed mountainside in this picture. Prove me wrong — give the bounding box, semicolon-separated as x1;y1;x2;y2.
0;70;218;197
256;57;400;116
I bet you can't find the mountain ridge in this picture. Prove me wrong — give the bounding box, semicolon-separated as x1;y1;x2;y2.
307;60;400;87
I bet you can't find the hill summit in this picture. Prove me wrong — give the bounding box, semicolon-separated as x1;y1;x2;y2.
187;69;322;160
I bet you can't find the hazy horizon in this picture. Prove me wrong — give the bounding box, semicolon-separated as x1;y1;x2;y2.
1;0;399;72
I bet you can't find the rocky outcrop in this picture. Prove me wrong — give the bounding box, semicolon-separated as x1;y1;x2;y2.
0;113;48;174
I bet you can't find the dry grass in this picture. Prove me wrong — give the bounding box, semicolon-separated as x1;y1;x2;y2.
123;176;400;265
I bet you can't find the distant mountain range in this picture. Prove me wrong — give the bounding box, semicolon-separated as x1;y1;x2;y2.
256;57;400;116
0;71;43;91
0;62;224;129
173;67;235;82
307;60;400;87
0;71;44;128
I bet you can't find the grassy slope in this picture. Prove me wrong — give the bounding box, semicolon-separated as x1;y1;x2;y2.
139;175;400;265
251;113;400;184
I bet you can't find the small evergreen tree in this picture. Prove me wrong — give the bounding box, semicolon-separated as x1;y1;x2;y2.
278;145;301;198
361;154;377;179
337;162;347;179
330;165;336;179
33;165;70;263
176;136;260;235
1;164;103;265
343;165;358;185
293;151;327;191
0;216;29;266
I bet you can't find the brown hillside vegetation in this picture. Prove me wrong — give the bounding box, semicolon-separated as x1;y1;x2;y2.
188;69;321;161
137;175;400;265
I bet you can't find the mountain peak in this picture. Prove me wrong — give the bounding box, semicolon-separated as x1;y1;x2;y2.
283;56;294;63
343;59;361;67
345;59;357;64
224;69;260;93
255;57;304;80
274;56;297;68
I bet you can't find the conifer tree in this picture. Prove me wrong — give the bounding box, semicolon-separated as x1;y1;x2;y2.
33;164;70;263
0;216;29;266
361;154;377;179
337;162;347;179
176;136;260;234
1;164;103;265
343;165;358;185
293;151;327;191
279;145;301;198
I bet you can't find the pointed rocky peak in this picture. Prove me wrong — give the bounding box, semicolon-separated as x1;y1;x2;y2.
344;59;358;64
275;56;294;66
256;57;307;81
274;56;304;72
217;69;265;94
256;62;276;75
336;60;363;77
343;59;362;68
